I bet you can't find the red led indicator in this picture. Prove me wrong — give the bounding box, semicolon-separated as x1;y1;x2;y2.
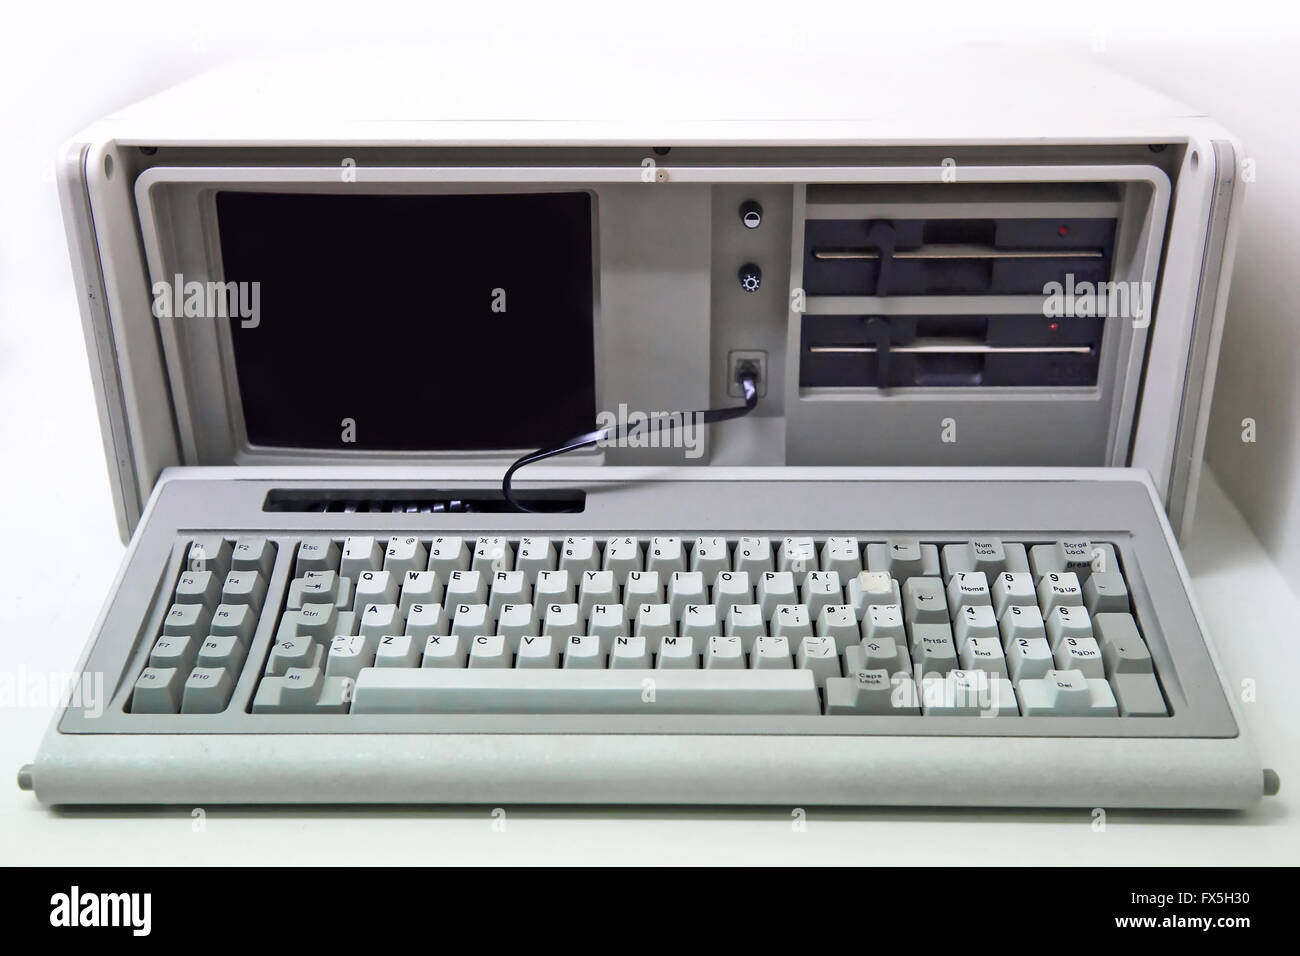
1058;225;1069;237
1049;322;1059;331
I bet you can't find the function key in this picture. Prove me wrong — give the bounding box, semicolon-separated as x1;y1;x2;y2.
221;569;268;611
180;667;236;714
130;666;187;714
232;537;276;578
186;537;233;579
174;569;221;607
162;602;212;639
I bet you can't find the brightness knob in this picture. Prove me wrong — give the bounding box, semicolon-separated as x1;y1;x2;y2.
738;263;762;292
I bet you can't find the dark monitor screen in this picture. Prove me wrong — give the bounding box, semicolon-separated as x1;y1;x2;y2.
215;190;596;451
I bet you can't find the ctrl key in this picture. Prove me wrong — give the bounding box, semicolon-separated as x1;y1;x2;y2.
180;667;235;714
130;667;187;713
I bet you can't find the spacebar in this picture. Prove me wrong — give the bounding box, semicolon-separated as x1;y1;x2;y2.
350;668;821;715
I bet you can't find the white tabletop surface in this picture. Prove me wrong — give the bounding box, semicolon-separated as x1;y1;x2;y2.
0;297;1295;863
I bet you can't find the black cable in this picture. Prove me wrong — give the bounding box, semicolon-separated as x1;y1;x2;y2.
502;371;760;513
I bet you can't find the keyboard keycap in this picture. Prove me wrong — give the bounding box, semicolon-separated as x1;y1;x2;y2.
603;537;643;576
1037;572;1083;614
559;537;599;575
825;669;919;715
296;537;339;575
341;536;383;579
903;577;948;623
866;538;939;580
946;571;991;614
778;537;817;573
757;571;797;619
795;636;840;686
733;537;773;575
646;537;687;575
187;537;233;578
175;570;220;607
751;635;793;669
1055;636;1104;678
1111;673;1168;716
1084;571;1130;614
162;603;212;639
1006;636;1054;682
516;537;556;575
922;670;1019;716
180;666;235;713
1045;605;1093;649
428;537;469;577
350;667;821;714
232;537;276;577
222;569;267;611
704;635;745;669
131;666;187;713
992;571;1037;617
849;571;901;617
516;635;559;668
1019;669;1118;716
384;536;428;577
820;537;862;578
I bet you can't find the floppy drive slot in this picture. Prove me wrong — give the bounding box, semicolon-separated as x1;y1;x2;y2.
799;315;1103;388
803;218;1116;296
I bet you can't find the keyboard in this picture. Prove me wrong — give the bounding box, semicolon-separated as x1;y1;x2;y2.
147;533;1160;719
23;469;1271;808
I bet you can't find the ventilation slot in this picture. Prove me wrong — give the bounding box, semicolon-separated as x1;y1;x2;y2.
263;489;586;514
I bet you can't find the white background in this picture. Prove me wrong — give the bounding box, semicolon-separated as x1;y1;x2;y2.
1;0;1298;863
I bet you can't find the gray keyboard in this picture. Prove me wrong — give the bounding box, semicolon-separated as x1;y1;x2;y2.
25;470;1271;808
136;532;1167;720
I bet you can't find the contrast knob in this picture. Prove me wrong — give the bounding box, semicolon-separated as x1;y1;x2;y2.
739;200;763;229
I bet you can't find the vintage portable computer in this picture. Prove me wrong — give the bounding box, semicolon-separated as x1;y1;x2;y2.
21;49;1279;807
